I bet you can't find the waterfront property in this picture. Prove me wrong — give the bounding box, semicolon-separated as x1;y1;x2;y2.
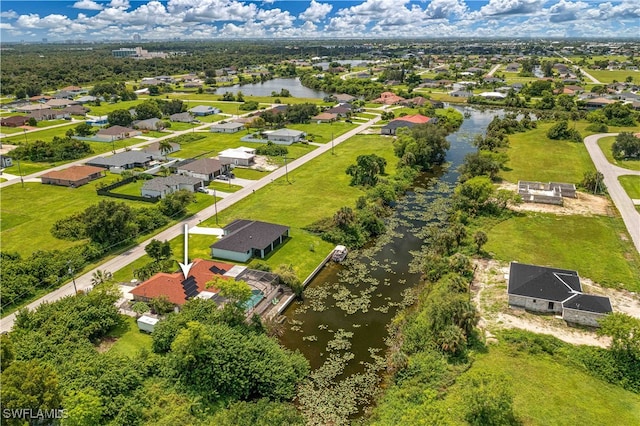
507;262;612;327
381;114;433;135
211;219;290;262
40;165;105;187
517;181;577;205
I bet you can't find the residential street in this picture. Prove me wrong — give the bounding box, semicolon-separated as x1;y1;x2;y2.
0;114;381;333
553;52;602;84
583;133;640;253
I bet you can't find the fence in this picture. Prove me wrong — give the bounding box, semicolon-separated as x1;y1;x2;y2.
96;175;159;203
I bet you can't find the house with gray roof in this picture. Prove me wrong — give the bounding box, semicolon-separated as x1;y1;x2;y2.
508;262;612;327
133;117;163;130
265;128;305;145
176;158;228;182
188;105;221;116
86;151;154;170
210;219;290;262
95;125;141;141
210;122;245;133
142;141;180;158
170;112;193;123
141;174;203;199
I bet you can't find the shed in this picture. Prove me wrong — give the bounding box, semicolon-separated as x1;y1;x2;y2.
137;315;159;333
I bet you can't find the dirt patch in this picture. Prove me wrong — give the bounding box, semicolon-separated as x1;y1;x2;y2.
471;259;639;348
96;337;117;353
251;155;278;171
499;183;612;216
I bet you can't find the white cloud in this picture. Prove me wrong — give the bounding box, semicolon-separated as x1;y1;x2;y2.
597;1;640;19
480;0;542;16
0;10;18;19
0;23;14;30
425;0;468;20
169;0;258;23
72;0;104;11
109;0;130;9
299;1;333;22
548;0;587;23
256;8;295;27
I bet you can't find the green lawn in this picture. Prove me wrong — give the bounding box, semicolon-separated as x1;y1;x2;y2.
3;123;78;145
485;213;640;290
0;126;23;134
110;179;146;196
167;122;197;131
105;316;153;357
231;168;269;180
619;175;640;199
288;121;358;144
207;181;243;192
86;100;144;116
444;341;640;426
585;69;639;84
598;136;640;171
502;122;595;183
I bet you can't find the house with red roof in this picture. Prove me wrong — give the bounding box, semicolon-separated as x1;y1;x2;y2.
381;114;434;135
40;165;105;187
372;92;406;105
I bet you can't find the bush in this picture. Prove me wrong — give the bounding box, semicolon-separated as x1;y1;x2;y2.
255;142;288;156
546;120;583;142
585;122;609;133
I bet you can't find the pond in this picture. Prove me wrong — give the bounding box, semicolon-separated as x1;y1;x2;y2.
214;77;329;99
279;106;504;378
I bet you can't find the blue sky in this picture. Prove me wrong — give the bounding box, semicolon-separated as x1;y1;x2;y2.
1;0;639;42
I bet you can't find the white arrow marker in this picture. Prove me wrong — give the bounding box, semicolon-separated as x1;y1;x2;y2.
178;224;193;279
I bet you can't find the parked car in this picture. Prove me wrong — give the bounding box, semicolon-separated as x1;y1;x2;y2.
197;187;208;193
216;174;229;181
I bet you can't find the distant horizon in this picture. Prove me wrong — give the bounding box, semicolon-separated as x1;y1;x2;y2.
1;0;639;43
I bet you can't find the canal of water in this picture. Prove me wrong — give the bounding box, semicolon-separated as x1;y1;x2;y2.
215;77;329;98
278;106;504;379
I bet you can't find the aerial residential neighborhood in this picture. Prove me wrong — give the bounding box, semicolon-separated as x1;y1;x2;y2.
1;2;639;423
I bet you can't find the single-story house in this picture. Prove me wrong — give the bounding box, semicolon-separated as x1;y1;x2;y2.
0;115;29;127
478;92;507;100
335;93;356;103
381;114;433;136
372;92;406;105
75;95;97;104
170;112;193;123
61;105;89;116
0;155;13;168
218;147;256;166
312;112;338;123
141;174;203;198
189;105;221;116
518;181;577;205
210;219;290;262
176;158;228;182
86;151;154;170
87;116;108;126
60;85;84;94
40;165;105;187
583;98;616;109
133;117;163;130
95;126;141;141
141;141;180;157
508;262;612;327
45;99;77;109
28;109;70;121
265;128;305;145
16;104;50;113
210;122;245;133
449;90;474;98
505;63;520;72
130;258;235;306
324;106;351;117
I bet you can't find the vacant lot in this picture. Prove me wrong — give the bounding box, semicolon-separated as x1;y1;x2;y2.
486;213;640;290
584;69;639;84
619;175;640;199
444;341;640;426
502;122;595;183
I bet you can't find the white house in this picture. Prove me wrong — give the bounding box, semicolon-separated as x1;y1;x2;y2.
265;128;305;145
210;122;245;133
218;147;256;166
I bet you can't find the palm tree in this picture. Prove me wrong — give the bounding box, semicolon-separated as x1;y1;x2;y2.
158;139;173;160
91;269;113;286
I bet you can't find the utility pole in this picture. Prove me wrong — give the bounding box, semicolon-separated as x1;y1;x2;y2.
331;132;335;155
68;263;78;294
213;188;219;225
17;159;24;188
283;156;290;183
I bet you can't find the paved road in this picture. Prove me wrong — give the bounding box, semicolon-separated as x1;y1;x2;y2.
486;64;501;77
0;114;381;333
583;133;640;253
0;119;81;140
553;52;602;84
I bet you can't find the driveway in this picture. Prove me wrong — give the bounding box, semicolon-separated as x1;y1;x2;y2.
0;114;382;333
583;133;640;252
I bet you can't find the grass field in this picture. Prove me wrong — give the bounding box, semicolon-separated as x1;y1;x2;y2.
232;168;270;180
501;122;595;183
598;136;640;171
86;100;144;116
485;213;640;290
0;126;23;134
619;175;640;199
3;122;78;145
584;69;639;84
207;181;243;192
444;341;640;426
288;121;358;144
105;316;153;357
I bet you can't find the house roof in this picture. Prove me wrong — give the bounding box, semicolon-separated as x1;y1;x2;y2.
508;262;582;302
335;93;356;102
267;128;305;137
45;99;77;108
87;151;153;168
563;294;613;314
170;112;193;121
211;219;289;253
134;117;162;127
142;141;179;154
0;115;29;126
129;258;234;305
97;125;136;136
62;105;89;115
189;105;219;113
392;114;431;124
41;165;104;182
142;174;202;191
312;112;338;121
211;122;245;130
177;158;224;174
218;148;256;160
29;109;66;120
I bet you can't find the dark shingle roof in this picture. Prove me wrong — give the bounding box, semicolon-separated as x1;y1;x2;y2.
211;219;289;253
508;262;582;302
563;294;613;314
86;151;153;168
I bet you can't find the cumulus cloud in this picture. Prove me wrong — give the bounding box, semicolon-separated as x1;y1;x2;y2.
548;0;587;23
480;0;542;16
425;0;468;20
0;10;18;19
109;0;130;9
72;0;104;11
299;1;333;22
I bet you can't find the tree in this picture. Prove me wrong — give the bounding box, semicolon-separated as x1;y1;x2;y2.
581;171;606;194
393;125;449;170
473;230;488;253
597;313;640;357
131;301;150;318
546;120;582;142
454;176;495;214
63;389;104;426
83;200;138;247
211;399;304;426
273;264;303;297
1;334;14;370
0;360;63;426
345;154;387;186
602;102;636;126
612;132;640;160
207;276;252;306
135;100;163;120
459;371;518;426
27;117;37;127
75;122;96;137
150;295;174;315
145;239;172;262
458;150;508;181
158;190;196;218
91;269;113;286
107;109;133;127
